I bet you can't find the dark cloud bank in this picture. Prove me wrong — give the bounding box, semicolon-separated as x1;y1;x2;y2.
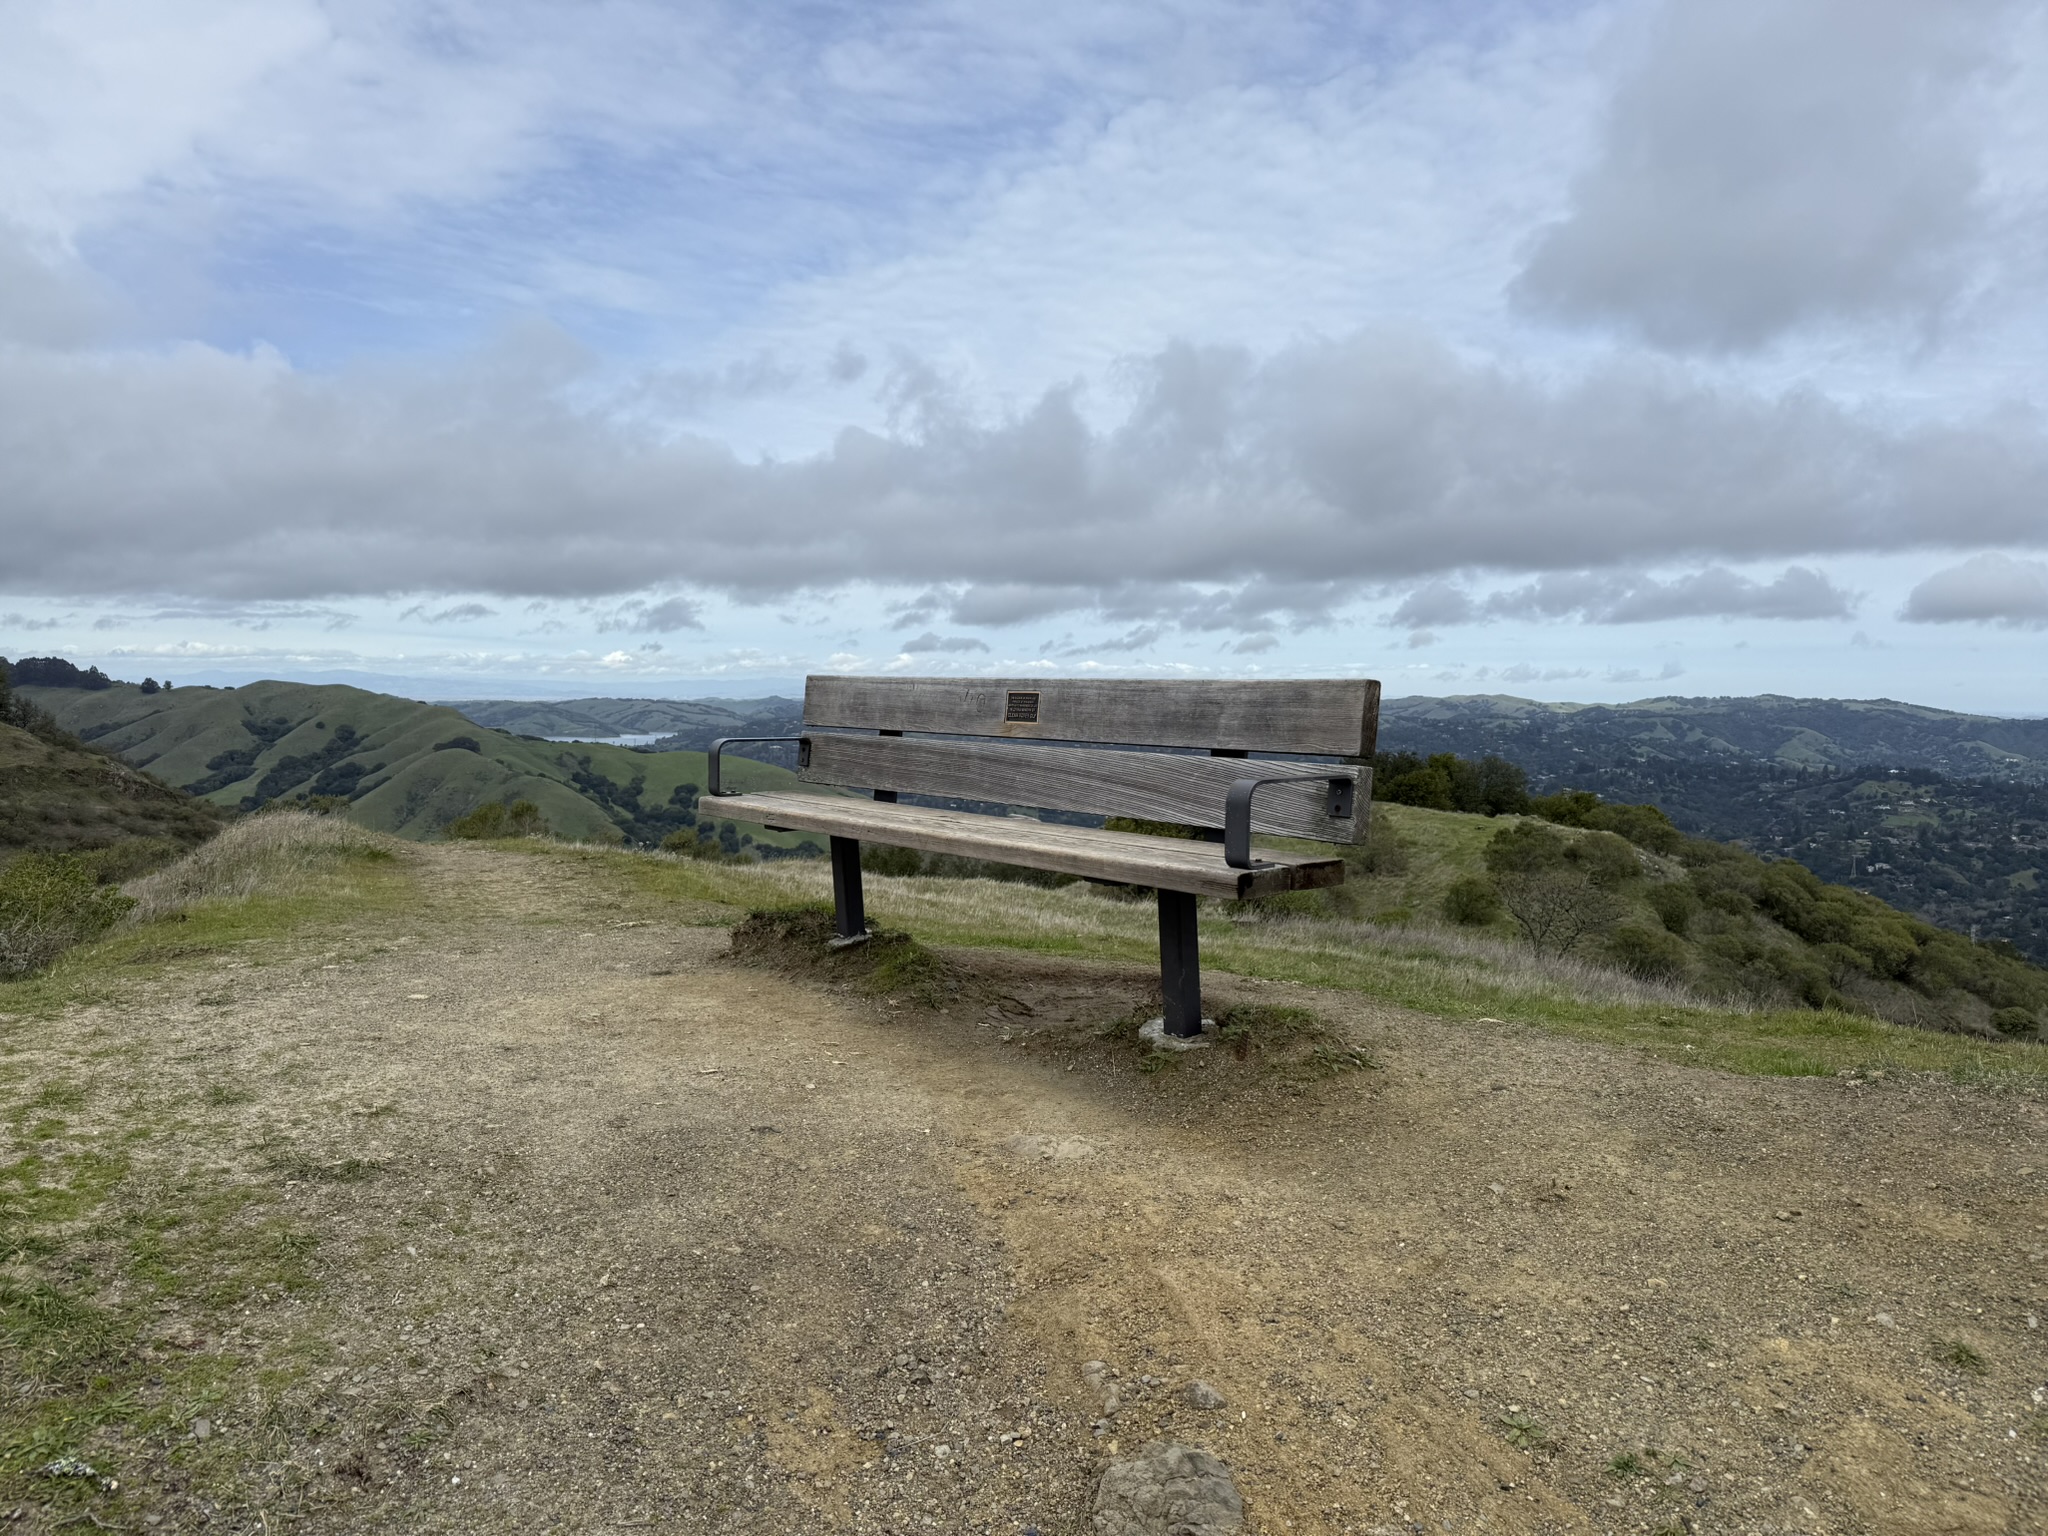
5;324;2047;633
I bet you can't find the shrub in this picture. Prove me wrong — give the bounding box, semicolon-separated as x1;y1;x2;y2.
1529;789;1601;828
1991;1007;2039;1039
1570;830;1643;889
1442;874;1502;926
445;800;548;840
82;836;187;884
662;830;741;862
1646;881;1698;935
1608;923;1691;982
433;736;483;754
1586;801;1685;855
1483;820;1570;874
0;853;136;978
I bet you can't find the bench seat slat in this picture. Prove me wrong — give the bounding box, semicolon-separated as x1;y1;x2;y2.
713;792;1345;899
804;676;1380;757
800;734;1368;843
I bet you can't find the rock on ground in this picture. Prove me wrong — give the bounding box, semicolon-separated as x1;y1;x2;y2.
1093;1441;1244;1536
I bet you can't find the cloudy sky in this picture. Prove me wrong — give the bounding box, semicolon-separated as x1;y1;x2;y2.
3;0;2046;710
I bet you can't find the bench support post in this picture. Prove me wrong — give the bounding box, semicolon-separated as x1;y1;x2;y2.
829;836;868;944
1157;888;1204;1038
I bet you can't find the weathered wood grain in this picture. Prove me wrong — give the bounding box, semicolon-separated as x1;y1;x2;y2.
803;676;1379;756
712;792;1345;898
800;733;1369;843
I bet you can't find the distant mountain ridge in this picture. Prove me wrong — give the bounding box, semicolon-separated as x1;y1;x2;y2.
448;695;799;744
1380;693;2048;782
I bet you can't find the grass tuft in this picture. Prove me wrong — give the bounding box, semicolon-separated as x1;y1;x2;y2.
727;905;962;1007
1211;1004;1376;1079
264;1151;381;1184
125;811;402;923
1933;1338;1987;1374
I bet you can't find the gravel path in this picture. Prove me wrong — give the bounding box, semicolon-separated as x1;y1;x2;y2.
51;844;2047;1534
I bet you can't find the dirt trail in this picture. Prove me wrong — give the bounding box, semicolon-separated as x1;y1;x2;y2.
50;845;2048;1533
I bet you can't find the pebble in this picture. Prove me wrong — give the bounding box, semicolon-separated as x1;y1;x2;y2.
1182;1380;1228;1410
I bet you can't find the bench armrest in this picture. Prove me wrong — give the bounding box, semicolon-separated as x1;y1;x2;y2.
1224;772;1358;869
708;736;808;796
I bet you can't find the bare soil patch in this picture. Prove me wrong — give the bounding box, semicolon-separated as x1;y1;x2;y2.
5;843;2044;1534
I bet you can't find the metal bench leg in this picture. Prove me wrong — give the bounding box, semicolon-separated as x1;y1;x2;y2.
829;836;869;945
1157;888;1204;1038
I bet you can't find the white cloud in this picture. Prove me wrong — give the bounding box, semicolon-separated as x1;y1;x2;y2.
1514;0;2020;351
1901;552;2048;627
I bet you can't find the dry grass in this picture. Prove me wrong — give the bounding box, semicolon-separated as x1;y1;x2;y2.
124;811;402;923
1221;905;1723;1013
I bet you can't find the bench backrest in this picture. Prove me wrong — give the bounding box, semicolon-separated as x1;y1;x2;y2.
796;676;1379;843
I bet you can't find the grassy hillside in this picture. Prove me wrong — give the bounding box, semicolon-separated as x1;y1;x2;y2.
20;681;811;848
1288;801;2048;1041
0;720;221;864
860;796;2047;1043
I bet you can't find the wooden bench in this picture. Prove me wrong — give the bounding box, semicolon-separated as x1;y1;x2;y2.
709;676;1380;1039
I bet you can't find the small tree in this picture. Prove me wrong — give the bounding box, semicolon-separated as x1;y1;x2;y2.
1482;821;1624;956
1492;869;1627;957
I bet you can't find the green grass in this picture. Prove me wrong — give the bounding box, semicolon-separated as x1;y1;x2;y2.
0;815;399;1521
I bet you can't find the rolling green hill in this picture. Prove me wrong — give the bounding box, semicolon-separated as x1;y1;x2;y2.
18;681;811;849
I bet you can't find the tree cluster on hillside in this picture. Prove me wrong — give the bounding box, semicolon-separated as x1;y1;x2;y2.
0;658;69;744
2;655;115;690
1380;718;2048;965
1425;778;2047;1041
